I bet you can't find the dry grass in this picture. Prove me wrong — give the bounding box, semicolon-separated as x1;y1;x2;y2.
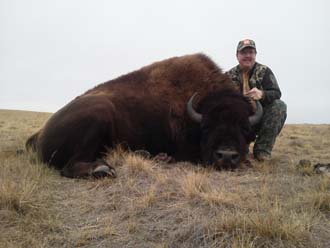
1;109;330;247
180;170;241;208
123;153;155;177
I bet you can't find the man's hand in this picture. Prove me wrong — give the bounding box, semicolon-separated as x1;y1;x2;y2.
245;87;264;100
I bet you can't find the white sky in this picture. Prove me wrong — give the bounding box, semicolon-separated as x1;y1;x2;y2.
1;0;329;124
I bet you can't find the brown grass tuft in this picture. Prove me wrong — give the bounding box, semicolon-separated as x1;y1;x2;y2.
75;220;117;247
123;153;154;177
0;154;51;214
209;206;316;246
134;185;157;209
181;171;212;199
292;177;330;212
309;192;330;211
180;170;241;207
105;145;129;167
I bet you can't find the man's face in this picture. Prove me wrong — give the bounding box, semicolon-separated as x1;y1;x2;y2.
236;47;256;71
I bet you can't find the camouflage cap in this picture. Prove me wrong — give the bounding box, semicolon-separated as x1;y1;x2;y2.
237;39;256;52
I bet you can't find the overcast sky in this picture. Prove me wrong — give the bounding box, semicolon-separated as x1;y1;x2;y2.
1;0;329;123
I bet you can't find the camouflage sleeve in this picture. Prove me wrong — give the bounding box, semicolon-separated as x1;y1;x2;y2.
226;67;241;88
260;68;282;105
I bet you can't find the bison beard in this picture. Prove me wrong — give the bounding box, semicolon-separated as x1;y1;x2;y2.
26;54;260;178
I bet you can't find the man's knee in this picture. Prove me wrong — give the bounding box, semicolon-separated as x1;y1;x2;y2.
263;99;287;122
268;99;287;113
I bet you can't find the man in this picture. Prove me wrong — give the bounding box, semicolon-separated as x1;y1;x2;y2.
227;39;287;161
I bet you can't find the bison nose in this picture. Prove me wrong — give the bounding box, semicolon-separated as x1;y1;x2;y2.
214;150;240;165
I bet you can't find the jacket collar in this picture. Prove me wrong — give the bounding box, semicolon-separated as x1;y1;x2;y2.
236;62;258;77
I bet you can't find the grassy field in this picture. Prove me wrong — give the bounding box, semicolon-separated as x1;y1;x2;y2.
0;109;330;248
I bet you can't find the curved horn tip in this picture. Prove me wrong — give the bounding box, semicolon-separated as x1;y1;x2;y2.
249;101;263;126
187;93;202;123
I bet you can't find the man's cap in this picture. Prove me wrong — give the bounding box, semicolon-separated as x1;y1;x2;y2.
237;39;256;52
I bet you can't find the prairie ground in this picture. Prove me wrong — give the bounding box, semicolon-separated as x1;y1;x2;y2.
0;109;330;248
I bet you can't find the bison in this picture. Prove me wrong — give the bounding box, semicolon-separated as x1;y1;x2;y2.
26;54;262;178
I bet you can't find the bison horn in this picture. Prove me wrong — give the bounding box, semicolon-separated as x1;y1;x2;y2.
249;101;263;126
187;93;202;123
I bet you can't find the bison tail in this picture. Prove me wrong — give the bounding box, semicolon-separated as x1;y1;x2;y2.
26;132;39;152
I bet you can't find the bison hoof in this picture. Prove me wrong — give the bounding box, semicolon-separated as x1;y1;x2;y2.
134;150;151;159
93;165;117;178
153;153;174;163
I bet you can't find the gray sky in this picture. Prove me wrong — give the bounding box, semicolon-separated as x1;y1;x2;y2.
1;0;329;123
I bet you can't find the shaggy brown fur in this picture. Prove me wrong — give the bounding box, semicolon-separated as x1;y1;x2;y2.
26;54;254;178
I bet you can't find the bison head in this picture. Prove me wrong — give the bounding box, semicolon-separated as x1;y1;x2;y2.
187;90;262;169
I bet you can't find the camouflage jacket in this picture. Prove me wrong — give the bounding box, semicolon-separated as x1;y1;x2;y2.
226;62;281;106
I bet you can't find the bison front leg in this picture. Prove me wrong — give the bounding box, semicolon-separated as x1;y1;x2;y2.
61;159;116;179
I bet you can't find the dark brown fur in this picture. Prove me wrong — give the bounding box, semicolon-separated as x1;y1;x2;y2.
26;54;254;178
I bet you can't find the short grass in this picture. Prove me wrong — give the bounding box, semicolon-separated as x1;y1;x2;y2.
1;109;330;247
